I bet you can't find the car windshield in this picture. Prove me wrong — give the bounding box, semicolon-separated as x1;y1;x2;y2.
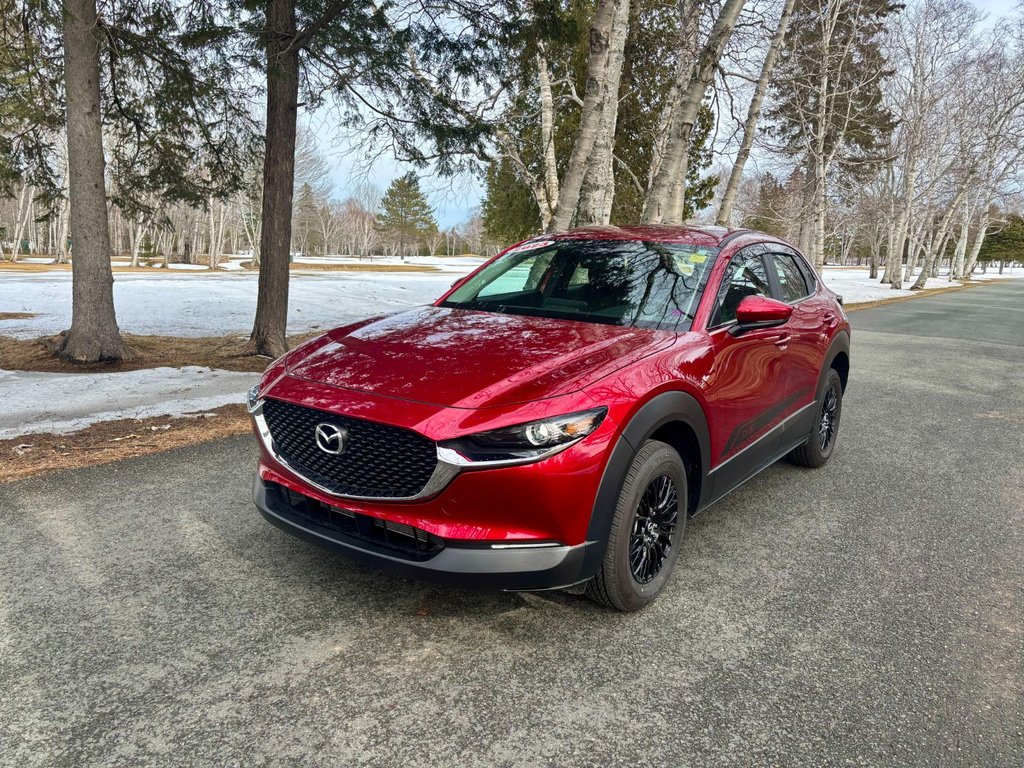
441;239;719;332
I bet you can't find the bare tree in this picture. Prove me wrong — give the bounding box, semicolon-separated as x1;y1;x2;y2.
717;0;798;225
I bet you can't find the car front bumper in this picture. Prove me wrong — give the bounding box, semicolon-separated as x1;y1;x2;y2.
253;476;597;591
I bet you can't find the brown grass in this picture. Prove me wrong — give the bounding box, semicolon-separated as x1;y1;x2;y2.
289;261;439;272
0;404;252;484
0;311;38;321
0;332;321;373
0;261;194;274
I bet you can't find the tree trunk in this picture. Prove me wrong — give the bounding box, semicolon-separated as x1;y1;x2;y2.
57;0;128;362
11;183;34;261
948;209;968;282
537;45;560;223
246;0;299;357
577;0;631;226
643;0;748;223
961;216;988;279
716;0;796;226
547;0;624;233
54;198;71;263
129;219;142;267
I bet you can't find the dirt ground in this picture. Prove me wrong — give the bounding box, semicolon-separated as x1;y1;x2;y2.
0;333;321;373
0;404;252;484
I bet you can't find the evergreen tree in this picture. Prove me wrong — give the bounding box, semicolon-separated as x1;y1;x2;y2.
377;173;437;257
979;215;1024;269
482;159;542;244
2;0;258;362
742;173;788;238
769;0;898;169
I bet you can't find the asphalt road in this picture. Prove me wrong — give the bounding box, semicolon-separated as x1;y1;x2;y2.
3;282;1022;767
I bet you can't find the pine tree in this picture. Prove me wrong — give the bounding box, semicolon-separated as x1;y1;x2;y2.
742;173;788;238
377;174;437;258
482;160;542;245
979;215;1024;272
3;0;258;362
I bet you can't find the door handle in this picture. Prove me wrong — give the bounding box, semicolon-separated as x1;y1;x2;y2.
823;312;836;323
773;334;791;349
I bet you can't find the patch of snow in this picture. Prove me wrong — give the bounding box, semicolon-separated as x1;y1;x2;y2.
2;260;1017;342
819;266;1023;305
0;366;257;439
165;263;209;271
0;267;476;339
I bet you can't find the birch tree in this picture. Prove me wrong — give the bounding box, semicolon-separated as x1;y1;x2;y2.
716;0;797;225
643;0;749;224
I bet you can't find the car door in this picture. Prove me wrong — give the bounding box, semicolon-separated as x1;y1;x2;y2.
703;245;791;494
763;248;825;425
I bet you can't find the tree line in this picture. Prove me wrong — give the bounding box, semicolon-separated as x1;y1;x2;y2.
0;131;484;267
1;0;1022;364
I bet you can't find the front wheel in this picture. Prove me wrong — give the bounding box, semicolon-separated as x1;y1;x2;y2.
789;368;843;468
585;440;687;612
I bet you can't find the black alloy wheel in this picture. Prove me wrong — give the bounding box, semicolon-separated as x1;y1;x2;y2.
789;368;843;468
629;475;679;584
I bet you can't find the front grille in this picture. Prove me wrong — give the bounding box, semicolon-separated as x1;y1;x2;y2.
262;398;438;498
269;482;444;560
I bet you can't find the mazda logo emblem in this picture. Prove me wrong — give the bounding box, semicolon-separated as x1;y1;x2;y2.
314;423;348;455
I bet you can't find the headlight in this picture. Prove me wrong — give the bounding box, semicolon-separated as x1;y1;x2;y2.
438;408;607;467
246;384;262;412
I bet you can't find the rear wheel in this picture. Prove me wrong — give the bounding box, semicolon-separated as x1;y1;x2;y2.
585;440;687;612
789;368;843;468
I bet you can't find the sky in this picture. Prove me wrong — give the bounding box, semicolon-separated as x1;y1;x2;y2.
310;0;1020;229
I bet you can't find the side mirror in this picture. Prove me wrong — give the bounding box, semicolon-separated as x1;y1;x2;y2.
731;295;792;336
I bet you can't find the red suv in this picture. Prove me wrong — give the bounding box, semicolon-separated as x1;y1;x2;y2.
249;226;850;610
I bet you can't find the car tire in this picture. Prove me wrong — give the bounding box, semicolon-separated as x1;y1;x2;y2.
789;368;843;468
585;440;687;612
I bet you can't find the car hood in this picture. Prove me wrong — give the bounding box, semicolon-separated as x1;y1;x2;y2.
285;306;671;409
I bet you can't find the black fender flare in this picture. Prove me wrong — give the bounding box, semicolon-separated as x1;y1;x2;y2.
817;330;851;397
580;391;711;579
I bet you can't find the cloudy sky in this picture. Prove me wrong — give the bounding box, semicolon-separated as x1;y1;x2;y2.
312;0;1021;229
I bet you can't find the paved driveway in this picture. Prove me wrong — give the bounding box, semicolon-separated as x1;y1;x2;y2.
2;282;1022;766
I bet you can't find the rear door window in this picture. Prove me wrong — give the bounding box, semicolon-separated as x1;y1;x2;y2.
770;253;812;303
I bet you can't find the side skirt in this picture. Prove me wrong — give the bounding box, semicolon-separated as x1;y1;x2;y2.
699;401;817;513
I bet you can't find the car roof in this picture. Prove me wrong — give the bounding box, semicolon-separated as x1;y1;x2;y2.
542;224;744;248
542;225;812;257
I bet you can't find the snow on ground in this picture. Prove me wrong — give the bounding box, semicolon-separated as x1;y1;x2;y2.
0;263;481;339
0;366;257;439
0;259;1019;441
820;265;1022;304
1;260;1019;341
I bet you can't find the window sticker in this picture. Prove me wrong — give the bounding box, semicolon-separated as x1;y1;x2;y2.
676;261;695;276
689;250;709;264
506;239;556;255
